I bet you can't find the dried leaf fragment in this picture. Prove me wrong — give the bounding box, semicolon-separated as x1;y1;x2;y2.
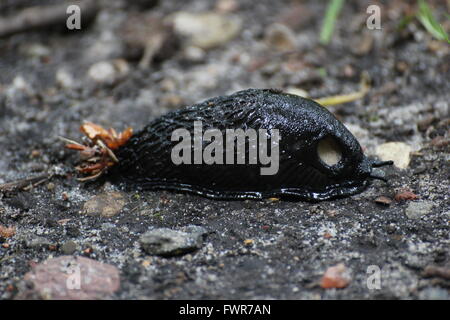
0;225;16;238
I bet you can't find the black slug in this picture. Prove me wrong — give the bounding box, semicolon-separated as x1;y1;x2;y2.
87;88;391;201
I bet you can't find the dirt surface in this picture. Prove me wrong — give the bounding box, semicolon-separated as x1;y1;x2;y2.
0;0;449;300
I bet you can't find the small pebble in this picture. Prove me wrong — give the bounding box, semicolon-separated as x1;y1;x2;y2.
320;263;351;289
16;256;120;299
82;192;126;218
375;142;412;169
30;150;41;158
351;32;374;56
56;69;76;89
423;265;450;280
60;240;78;255
405;201;434;219
23;236;52;250
419;287;449;300
140;225;207;257
171;11;241;49
215;0;239;13
87;59;129;84
264;23;297;51
183;46;206;62
374;196;392;206
21;43;50;60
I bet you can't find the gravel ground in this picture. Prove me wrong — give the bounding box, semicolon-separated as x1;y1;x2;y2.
0;0;449;300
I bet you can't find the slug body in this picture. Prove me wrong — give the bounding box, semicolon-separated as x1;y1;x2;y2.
110;89;390;201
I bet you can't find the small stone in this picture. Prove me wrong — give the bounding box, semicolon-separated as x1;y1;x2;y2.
183;46;206;62
23;236;52;250
375;142;412;169
87;59;129;84
323;232;333;239
30;150;41;158
101;223;116;231
423;265;450;280
60;241;78;255
11;76;32;92
171;11;241;49
264;23;297;51
141;260;151;268
405;201;434;219
419;287;449;300
140;225;207;257
320;263;351;289
88;61;114;82
180;225;208;237
395;61;409;73
351;32;374;56
374;196;392;206
243;239;254;246
215;0;239;13
276;4;313;31
16;256;120;300
343;64;356;78
82;192;126;218
57;219;71;225
417;115;435;132
431;136;449;148
326;210;338;217
21;43;50;60
160;78;177;92
56;69;75;89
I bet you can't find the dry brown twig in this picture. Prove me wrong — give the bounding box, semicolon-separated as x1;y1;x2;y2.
0;0;99;38
0;173;51;193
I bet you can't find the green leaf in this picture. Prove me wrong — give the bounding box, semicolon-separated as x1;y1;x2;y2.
320;0;345;45
417;0;450;43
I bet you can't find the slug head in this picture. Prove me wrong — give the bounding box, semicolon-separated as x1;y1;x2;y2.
270;92;393;192
305;111;394;188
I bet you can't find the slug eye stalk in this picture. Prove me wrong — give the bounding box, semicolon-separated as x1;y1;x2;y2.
369;160;394;183
372;160;394;168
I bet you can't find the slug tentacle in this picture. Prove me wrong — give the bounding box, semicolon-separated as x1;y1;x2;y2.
371;160;394;168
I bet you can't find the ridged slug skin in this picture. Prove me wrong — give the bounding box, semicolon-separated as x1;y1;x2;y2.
110;89;380;201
